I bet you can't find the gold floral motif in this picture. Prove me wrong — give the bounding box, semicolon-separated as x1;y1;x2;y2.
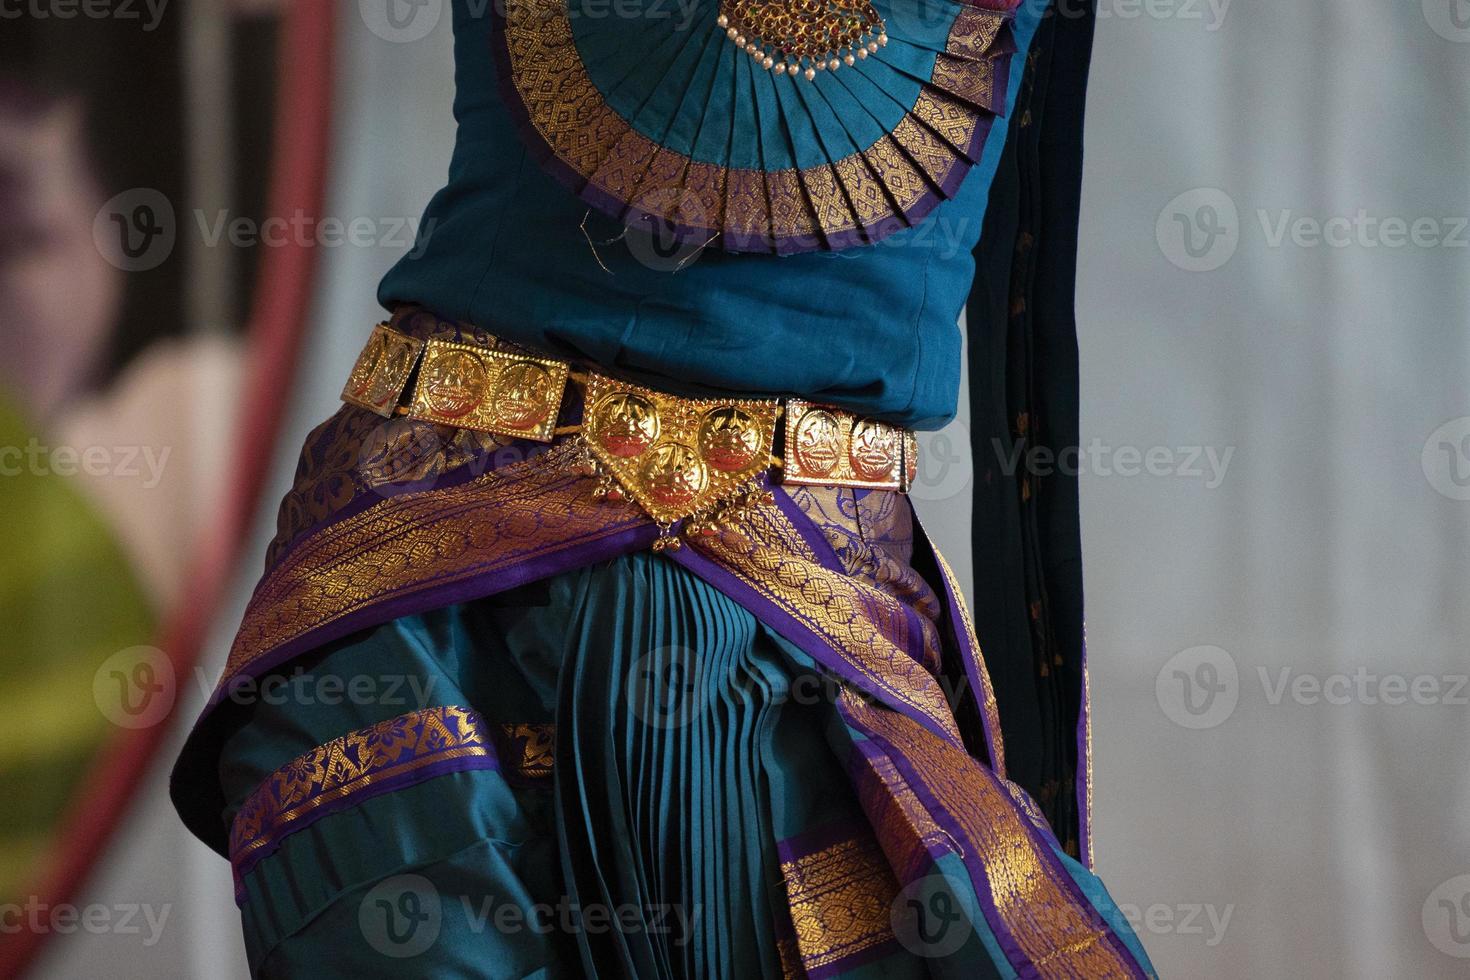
230;706;494;873
785;485;943;672
687;489;958;736
223;441;646;687
843;694;1140;978
498;722;556;780
780;834;899;970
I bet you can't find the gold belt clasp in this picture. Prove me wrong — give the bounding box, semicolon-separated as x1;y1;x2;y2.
580;373;780;528
340;324;570;443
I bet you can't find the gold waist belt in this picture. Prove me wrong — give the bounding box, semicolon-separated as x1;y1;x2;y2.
341;322;918;536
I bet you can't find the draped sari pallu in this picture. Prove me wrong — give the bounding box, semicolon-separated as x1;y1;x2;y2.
175;389;1152;978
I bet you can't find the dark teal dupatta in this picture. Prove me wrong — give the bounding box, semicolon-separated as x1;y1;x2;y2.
965;0;1098;863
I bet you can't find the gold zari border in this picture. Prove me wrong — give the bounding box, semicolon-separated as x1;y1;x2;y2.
501;0;1009;244
844;693;1138;979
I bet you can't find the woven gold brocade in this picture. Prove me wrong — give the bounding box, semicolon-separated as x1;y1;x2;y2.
780;834;901;970
501;0;1007;242
844;694;1139;979
225;442;647;685
230;706;494;871
685;490;961;739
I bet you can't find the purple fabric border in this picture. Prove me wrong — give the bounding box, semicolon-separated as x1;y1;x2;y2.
773;819;905;979
265;419;572;577
668;534;962;750
846;730;1030;973
845;702;1149;979
173;519;656;855
909;506;1007;773
772;486;935;673
206;521;657;718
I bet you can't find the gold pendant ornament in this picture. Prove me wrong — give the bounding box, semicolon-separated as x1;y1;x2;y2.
582;374;779;525
717;0;888;81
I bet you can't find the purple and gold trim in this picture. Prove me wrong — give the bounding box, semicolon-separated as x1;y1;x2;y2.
670;481;964;744
927;539;1007;778
776;822;902;977
228;706;499;900
214;441;657;712
184;363;1151;972
841;693;1148;978
492;0;1016;253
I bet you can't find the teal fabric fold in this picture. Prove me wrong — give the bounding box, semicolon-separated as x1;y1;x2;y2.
219;545;1153;976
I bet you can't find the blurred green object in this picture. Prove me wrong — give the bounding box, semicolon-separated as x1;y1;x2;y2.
0;394;154;902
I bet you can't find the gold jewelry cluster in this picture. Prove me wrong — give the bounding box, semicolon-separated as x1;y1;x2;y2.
717;0;888;81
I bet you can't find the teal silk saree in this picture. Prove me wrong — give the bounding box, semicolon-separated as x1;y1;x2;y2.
171;0;1158;974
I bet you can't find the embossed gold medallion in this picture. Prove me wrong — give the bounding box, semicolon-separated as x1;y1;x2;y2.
340;323;426;417
406;338;569;441
782;398;907;490
582;374;778;524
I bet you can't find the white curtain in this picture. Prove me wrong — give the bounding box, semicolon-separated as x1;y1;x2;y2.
1079;1;1470;976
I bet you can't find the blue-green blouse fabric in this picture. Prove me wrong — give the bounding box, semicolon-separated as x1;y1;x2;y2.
221;550;1148;976
378;0;1042;430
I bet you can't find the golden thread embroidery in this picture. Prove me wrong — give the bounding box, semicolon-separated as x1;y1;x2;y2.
499;722;556;780
501;0;1008;242
845;695;1138;978
224;442;646;693
688;493;959;738
929;543;1006;779
780;835;899;970
230;706;492;870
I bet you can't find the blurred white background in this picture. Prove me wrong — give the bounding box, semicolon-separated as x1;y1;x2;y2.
31;2;1470;977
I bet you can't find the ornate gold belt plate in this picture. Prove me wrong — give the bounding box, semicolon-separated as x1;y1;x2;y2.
341;323;917;530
